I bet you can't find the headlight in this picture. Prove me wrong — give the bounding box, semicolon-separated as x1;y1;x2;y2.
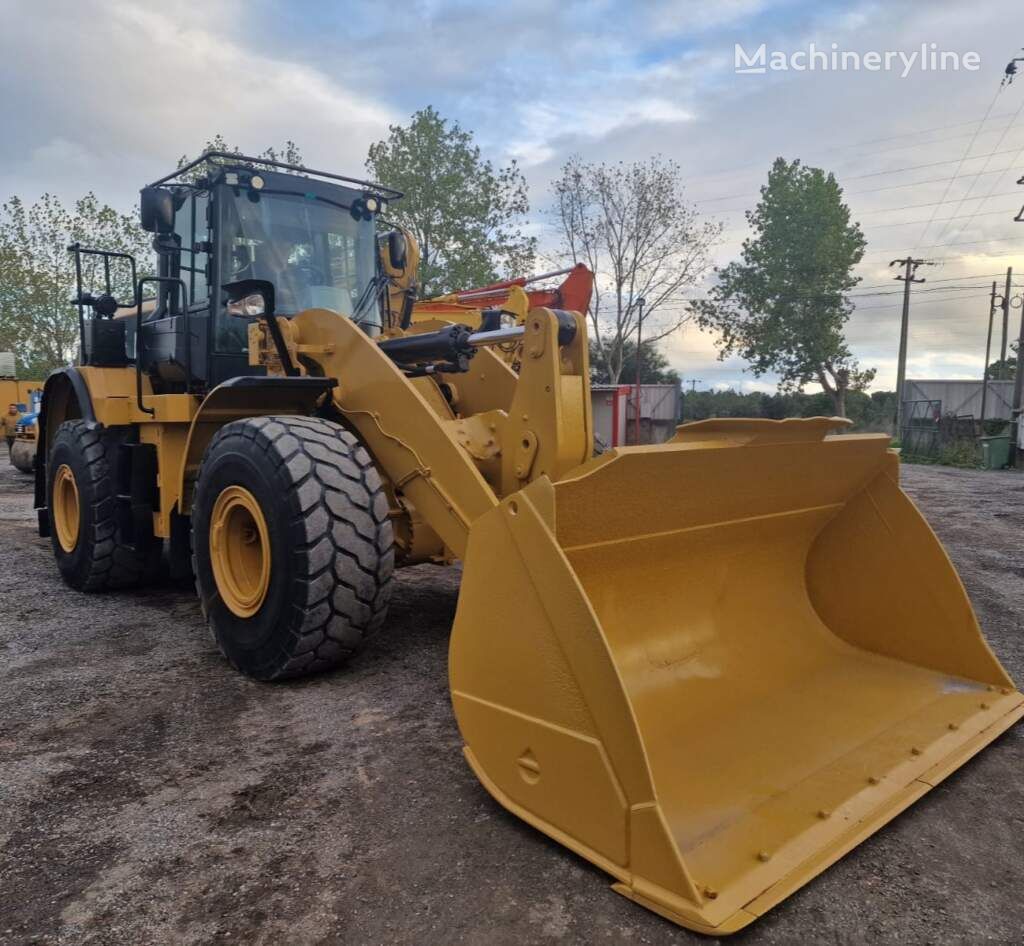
226;292;267;318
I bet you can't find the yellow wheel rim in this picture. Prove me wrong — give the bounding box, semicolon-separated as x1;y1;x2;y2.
209;485;271;618
53;464;81;553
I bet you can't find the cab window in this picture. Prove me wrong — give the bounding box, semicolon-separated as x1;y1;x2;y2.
174;192;209;304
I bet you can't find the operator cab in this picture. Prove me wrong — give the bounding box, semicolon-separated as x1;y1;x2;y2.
70;152;401;394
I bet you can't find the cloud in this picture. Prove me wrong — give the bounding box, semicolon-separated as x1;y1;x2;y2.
641;0;777;37
2;0;1022;393
0;0;396;206
509;97;695;167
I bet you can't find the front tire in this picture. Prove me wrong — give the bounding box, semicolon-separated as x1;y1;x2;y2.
192;416;394;680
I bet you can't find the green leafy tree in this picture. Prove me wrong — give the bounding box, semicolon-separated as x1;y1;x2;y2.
366;107;536;297
589;339;680;385
0;241;34;360
552;155;721;384
684;388;765;420
683;386;896;431
695;158;873;417
177;136;304;180
0;193;152;376
987;340;1018;381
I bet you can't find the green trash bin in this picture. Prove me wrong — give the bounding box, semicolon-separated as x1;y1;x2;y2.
980;435;1011;470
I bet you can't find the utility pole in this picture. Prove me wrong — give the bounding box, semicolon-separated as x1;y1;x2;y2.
633;297;645;445
981;281;998;423
1013;292;1024;466
1013;173;1024;463
1000;267;1013;373
681;379;702;422
890;257;930;436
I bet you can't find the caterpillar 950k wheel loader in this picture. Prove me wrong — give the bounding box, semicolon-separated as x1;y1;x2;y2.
36;152;1022;935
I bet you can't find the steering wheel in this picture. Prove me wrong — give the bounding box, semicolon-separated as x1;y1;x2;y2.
292;261;327;285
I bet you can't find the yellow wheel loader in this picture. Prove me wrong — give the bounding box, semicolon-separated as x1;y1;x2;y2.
36;152;1022;935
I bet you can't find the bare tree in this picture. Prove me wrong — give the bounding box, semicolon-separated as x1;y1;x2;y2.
551;155;721;383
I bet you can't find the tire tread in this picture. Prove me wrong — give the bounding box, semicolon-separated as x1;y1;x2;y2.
193;415;394;679
50;420;152;591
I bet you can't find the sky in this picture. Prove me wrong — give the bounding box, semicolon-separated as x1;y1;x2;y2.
2;0;1023;393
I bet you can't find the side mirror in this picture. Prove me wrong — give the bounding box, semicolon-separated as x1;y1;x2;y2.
140;187;175;234
223;279;275;318
387;230;407;271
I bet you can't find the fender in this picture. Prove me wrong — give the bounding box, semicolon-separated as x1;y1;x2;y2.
34;368;98;532
174;375;337;520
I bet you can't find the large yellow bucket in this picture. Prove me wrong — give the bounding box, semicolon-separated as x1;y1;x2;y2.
449;418;1023;934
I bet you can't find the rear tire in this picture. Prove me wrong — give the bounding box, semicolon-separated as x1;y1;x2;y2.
192;416;394;680
47;420;161;591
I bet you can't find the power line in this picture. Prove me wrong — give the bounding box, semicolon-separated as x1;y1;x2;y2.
832;122;1020;160
840;146;1024;182
818;114;1018;154
866;207;1018;230
913;83;1008;249
865;234;1023;255
701;151;1024;206
937;101;1024;254
850;285;992;297
848;170;1013;197
852;293;990;311
696;144;1024;206
685;115;1020;187
851;273;1016;288
857;192;1024;215
923;271;1016;283
708;190;1023;217
716;204;1021;239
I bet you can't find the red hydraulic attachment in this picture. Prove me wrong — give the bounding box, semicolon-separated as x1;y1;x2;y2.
415;263;593;318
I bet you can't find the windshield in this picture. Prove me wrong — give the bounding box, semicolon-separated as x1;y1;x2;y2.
218;187;378;351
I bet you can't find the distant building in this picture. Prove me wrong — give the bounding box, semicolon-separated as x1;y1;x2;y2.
591;383;681;448
901;379;1015;422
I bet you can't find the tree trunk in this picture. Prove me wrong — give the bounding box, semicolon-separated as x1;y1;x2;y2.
831;385;846;418
818;368;846;419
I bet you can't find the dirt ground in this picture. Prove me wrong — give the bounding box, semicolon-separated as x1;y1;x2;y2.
1;457;1022;946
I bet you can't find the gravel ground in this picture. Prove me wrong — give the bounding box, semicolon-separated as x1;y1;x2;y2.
0;457;1022;945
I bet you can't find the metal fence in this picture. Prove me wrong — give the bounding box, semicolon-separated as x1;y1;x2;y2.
900;399;942;459
900;399;980;461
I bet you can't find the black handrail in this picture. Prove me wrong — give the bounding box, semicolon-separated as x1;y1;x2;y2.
149;151;403;200
134;276;191;417
67;243;140;363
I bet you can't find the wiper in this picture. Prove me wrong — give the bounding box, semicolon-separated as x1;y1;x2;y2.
352;273;387;327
